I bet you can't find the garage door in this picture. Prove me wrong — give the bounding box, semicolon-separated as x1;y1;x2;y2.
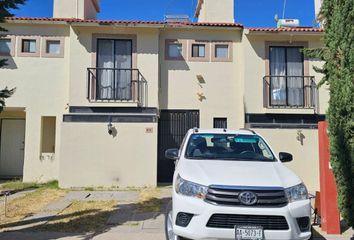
157;110;200;183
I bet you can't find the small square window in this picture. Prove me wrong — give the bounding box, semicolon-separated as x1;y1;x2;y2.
168;43;182;58
215;44;229;58
46;40;61;54
22;39;37;53
192;44;205;58
213;118;227;129
0;39;11;54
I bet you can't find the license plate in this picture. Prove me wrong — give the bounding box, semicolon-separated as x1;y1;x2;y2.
235;226;264;240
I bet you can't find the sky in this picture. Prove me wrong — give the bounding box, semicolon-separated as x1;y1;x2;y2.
10;0;316;28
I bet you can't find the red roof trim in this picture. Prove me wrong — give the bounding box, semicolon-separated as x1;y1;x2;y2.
247;27;323;33
5;17;243;28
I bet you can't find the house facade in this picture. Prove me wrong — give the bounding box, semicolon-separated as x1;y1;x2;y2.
0;0;326;190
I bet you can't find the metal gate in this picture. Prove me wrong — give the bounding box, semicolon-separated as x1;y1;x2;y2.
157;110;200;183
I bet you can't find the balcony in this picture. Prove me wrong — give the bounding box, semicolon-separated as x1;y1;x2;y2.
87;68;147;106
263;76;317;109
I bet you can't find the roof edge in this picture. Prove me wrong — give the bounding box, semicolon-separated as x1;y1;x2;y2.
4;17;243;28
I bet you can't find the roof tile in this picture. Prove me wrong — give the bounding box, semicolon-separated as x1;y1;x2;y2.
5;17;243;28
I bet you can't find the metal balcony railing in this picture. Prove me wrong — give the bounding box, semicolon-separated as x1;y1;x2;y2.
87;68;147;106
263;76;318;109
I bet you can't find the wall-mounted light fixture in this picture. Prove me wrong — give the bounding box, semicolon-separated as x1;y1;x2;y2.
296;130;305;145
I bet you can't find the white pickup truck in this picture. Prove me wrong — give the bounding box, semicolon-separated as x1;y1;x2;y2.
165;128;311;240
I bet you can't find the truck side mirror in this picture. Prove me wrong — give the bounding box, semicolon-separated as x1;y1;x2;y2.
165;148;179;160
279;152;293;162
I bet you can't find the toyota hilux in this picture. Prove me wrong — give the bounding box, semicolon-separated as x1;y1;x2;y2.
165;128;311;240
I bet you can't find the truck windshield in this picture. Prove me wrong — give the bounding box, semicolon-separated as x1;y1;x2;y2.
185;134;276;161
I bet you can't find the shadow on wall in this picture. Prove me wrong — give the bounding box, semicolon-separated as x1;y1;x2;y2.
75;27;160;56
159;57;190;109
1;57;18;70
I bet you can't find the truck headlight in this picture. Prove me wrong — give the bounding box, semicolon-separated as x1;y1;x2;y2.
285;183;308;203
175;175;207;199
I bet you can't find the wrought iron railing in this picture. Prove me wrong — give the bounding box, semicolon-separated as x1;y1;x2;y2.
87;68;147;106
263;76;318;109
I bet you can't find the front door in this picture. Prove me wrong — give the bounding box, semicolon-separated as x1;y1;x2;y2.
157;110;200;183
0;119;25;177
96;39;133;100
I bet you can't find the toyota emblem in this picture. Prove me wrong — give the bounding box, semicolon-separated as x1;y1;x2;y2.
238;191;258;205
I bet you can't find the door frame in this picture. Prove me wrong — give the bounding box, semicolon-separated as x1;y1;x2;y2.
157;109;200;183
0;118;26;178
96;39;134;100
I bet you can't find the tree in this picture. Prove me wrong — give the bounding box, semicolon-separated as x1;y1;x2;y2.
305;0;354;227
0;0;26;112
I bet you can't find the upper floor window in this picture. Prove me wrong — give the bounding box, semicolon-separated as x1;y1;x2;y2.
189;40;209;62
165;39;186;61
0;38;12;55
42;37;65;58
46;40;60;54
211;41;232;62
168;43;182;58
192;44;206;58
17;36;40;57
215;44;229;58
269;46;304;106
22;39;37;53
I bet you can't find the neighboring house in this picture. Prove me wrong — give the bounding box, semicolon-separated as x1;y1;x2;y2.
0;0;326;190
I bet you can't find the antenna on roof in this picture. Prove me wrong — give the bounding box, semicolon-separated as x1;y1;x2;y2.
282;0;287;19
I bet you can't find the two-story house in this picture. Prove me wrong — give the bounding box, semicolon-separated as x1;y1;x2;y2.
0;0;326;190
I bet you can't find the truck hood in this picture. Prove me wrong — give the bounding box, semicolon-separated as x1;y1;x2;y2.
176;159;302;189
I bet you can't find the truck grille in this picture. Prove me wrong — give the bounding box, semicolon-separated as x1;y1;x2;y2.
206;214;289;230
205;185;288;207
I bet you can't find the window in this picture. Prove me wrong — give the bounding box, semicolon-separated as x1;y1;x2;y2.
46;40;61;54
189;40;209;61
215;44;229;58
168;43;182;58
185;134;275;162
0;39;11;54
213;118;227;129
211;41;232;62
22;39;37;53
41;117;56;154
269;46;304;106
17;36;40;57
192;44;205;58
42;37;65;58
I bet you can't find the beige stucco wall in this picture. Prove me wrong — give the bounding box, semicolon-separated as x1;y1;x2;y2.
59;122;158;188
242;32;329;115
198;0;234;23
53;0;98;19
256;128;320;191
159;28;244;129
0;23;70;182
68;26;160;108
